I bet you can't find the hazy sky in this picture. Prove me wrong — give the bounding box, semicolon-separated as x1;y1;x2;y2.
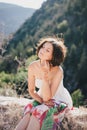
0;0;46;9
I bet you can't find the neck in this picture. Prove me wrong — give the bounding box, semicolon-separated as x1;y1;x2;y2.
40;59;46;65
39;59;53;71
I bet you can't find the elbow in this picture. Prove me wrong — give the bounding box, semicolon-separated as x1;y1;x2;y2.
42;92;52;102
43;96;51;102
29;88;34;96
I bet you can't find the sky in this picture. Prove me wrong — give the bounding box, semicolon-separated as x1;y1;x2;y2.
0;0;46;9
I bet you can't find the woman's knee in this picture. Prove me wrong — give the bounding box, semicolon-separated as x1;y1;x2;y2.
26;115;40;130
15;113;30;130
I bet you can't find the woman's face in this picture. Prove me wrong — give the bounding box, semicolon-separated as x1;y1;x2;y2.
38;42;53;61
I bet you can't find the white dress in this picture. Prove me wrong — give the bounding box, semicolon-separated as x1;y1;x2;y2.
35;77;73;108
24;72;73;128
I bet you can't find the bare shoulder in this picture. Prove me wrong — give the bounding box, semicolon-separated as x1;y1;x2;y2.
28;60;39;71
59;66;63;73
56;66;63;77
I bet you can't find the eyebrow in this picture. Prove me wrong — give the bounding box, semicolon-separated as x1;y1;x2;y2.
45;47;52;51
43;44;52;50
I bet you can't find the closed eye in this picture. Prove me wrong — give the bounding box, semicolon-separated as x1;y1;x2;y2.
46;49;50;52
42;44;52;53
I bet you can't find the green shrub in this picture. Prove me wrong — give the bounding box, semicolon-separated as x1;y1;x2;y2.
0;55;37;97
0;72;14;85
71;89;84;107
57;20;68;32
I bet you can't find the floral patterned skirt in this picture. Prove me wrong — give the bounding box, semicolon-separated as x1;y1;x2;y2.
24;99;68;130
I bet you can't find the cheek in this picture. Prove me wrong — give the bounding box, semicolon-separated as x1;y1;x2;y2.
48;53;53;60
37;49;44;58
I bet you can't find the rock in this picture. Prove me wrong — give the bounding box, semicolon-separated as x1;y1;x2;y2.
0;104;22;130
0;96;33;130
61;107;87;130
0;96;32;106
0;96;87;130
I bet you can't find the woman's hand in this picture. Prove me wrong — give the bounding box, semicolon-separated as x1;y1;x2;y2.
43;99;55;107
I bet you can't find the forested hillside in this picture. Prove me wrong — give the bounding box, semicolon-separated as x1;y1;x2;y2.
0;0;87;101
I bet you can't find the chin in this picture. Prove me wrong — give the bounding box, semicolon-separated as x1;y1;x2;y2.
39;56;46;61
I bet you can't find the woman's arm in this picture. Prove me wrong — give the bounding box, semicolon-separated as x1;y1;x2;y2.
41;61;52;102
50;68;63;97
28;65;43;103
41;79;51;102
41;65;63;102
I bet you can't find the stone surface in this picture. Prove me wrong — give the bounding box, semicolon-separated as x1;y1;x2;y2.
61;107;87;130
0;96;87;130
0;96;32;106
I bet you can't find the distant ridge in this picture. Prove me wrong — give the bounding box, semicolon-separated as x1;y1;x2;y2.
0;2;34;9
0;3;35;37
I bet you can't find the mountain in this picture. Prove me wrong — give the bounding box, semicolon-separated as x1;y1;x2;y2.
0;0;87;98
0;3;35;38
7;0;70;52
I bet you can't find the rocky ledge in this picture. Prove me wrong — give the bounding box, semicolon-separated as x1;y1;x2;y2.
0;96;87;130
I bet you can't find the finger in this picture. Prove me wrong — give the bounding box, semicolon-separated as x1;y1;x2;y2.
44;61;49;71
41;61;48;70
44;61;48;68
46;61;50;70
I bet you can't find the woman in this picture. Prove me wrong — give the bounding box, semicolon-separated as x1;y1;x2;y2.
15;37;73;130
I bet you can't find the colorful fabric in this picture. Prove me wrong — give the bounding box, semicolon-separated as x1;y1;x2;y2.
24;99;68;129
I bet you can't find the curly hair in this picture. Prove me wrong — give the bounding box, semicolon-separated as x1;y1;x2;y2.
36;36;67;66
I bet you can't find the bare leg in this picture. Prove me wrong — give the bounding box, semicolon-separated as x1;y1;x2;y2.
15;113;30;130
26;115;40;130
